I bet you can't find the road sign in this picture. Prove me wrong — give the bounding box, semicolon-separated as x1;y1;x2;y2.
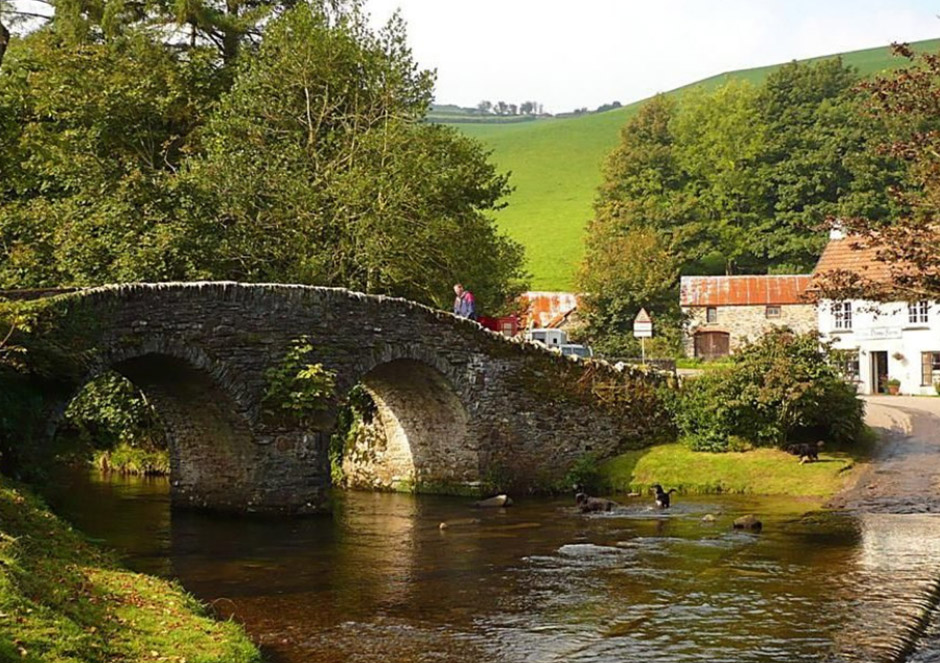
633;308;653;338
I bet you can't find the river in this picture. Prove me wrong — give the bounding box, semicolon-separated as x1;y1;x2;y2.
39;469;940;663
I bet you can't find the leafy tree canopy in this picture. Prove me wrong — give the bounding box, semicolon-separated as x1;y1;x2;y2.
0;0;526;312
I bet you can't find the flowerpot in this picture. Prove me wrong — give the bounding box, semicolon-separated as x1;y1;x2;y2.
887;384;900;395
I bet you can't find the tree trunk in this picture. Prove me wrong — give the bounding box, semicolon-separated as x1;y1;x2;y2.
0;18;10;71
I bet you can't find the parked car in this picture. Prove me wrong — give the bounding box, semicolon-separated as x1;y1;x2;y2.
560;343;593;359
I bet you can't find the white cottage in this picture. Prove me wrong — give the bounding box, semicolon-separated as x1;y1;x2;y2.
814;232;940;395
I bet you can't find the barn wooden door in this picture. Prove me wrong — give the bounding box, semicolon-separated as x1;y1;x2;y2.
694;332;730;360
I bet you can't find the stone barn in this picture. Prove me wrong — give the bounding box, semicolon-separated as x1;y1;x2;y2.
680;275;815;359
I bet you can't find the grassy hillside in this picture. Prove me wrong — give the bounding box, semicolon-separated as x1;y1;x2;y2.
450;38;940;291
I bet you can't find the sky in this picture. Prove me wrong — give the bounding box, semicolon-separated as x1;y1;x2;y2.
364;0;940;113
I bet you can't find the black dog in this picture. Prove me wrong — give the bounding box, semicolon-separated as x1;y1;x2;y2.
575;492;619;513
785;441;824;464
651;484;677;508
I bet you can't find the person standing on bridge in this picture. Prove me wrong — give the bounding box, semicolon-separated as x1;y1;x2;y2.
453;283;476;320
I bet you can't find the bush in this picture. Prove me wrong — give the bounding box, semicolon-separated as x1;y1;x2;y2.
564;453;603;493
675;330;865;450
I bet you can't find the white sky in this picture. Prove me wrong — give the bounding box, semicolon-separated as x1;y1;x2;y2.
365;0;940;113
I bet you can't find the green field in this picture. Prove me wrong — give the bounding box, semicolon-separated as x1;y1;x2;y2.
447;38;940;290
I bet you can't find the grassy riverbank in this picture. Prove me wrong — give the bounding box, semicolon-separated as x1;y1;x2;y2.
0;477;261;663
599;433;876;498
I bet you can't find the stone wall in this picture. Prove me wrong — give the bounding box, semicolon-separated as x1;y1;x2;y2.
683;303;817;357
22;282;670;513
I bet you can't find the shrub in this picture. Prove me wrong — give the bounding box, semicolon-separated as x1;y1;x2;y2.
564;453;603;493
673;368;740;451
262;336;336;424
675;330;865;450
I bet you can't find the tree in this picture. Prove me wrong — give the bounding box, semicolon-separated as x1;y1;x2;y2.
671;80;767;273
0;28;222;287
754;58;898;271
577;227;681;356
185;4;526;310
477;99;492;114
817;44;940;300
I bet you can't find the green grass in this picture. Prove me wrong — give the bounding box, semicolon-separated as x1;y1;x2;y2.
93;443;170;476
598;432;876;498
0;476;261;663
447;38;940;291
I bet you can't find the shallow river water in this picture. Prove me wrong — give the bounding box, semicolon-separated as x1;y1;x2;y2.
41;471;940;663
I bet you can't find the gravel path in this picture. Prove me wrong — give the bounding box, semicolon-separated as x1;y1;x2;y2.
828;396;940;513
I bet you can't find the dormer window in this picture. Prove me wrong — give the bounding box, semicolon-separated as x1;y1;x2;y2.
833;301;852;330
909;300;929;325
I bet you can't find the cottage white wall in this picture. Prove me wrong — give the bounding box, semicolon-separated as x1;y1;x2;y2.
683;303;817;356
818;299;940;395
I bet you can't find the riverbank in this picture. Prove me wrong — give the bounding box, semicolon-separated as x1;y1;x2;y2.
599;432;875;498
0;476;261;663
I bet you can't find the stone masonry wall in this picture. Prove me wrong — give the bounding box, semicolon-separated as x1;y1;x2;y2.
27;283;668;513
683;304;817;357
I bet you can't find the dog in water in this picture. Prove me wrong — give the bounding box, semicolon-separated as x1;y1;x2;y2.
575;492;619;513
784;441;824;464
651;484;677;508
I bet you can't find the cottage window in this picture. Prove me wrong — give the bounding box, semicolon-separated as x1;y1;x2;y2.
833;301;852;330
923;352;940;387
908;300;929;325
765;305;781;319
834;349;860;382
706;307;718;323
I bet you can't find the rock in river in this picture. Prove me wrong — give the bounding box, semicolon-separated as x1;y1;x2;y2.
733;514;763;530
474;494;513;508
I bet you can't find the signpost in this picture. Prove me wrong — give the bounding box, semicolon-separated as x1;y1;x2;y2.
633;308;653;365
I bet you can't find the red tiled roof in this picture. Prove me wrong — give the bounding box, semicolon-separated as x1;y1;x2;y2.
680;275;812;307
811;235;892;283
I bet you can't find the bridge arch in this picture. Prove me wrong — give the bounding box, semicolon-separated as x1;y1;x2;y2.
340;358;475;493
59;344;260;511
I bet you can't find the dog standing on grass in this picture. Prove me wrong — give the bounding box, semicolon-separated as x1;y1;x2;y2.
784;441;824;464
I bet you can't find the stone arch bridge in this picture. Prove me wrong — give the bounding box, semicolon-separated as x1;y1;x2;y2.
9;283;668;514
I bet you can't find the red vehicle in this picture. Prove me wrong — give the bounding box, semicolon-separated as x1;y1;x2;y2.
478;315;520;337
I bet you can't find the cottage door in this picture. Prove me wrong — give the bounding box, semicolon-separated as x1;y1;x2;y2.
871;351;889;394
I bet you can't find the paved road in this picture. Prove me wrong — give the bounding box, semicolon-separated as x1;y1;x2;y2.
828;396;940;513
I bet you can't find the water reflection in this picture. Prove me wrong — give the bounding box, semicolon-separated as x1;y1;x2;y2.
39;471;940;663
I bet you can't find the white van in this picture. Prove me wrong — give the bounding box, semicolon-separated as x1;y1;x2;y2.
524;328;568;347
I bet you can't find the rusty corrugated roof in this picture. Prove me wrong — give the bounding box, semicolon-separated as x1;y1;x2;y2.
679;275;812;306
520;291;580;328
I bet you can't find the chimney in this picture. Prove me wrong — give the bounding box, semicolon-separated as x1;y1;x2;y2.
829;219;845;241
